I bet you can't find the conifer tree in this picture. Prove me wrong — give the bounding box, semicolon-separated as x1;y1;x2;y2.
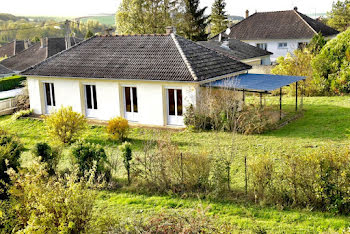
210;0;228;37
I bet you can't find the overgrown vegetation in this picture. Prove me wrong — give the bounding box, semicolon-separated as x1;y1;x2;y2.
107;117;129;141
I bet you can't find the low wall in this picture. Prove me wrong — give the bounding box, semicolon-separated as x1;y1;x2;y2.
0;98;16;116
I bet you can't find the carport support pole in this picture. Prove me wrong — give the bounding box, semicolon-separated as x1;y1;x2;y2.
295;82;298;112
242;90;245;104
260;93;263;108
280;87;282;120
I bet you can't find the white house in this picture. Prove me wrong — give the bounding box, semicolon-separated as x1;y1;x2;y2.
214;8;339;62
22;31;251;127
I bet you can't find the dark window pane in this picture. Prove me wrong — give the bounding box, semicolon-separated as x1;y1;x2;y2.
132;87;138;113
92;85;98;109
177;89;182;116
125;87;131;112
86;85;92;109
51;83;56;106
45;83;51;106
168;89;175;115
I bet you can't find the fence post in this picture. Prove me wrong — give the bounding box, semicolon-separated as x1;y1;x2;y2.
180;152;184;190
245;156;248;196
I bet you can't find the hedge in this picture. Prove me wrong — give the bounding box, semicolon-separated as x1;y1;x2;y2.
0;75;26;92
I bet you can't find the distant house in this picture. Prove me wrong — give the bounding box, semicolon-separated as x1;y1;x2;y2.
0;40;30;58
214;8;339;62
22;32;252;127
0;37;81;73
197;39;272;66
0;64;14;77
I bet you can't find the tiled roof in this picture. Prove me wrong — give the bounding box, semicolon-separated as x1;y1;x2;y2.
22;34;251;82
0;64;13;75
197;39;272;61
1;38;79;72
0;40;26;58
220;10;339;40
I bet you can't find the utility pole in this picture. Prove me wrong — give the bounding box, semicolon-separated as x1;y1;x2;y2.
65;20;71;49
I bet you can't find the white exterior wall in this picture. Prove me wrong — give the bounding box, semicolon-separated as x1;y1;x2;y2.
27;77;197;127
243;38;311;62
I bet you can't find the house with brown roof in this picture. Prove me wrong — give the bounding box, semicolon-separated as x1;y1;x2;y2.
22;29;253;127
0;37;81;73
0;40;30;59
214;7;339;62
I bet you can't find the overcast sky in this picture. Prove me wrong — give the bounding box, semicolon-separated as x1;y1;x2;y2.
3;0;335;17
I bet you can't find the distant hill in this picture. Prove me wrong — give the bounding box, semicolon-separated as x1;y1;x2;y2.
0;13;27;21
75;14;115;26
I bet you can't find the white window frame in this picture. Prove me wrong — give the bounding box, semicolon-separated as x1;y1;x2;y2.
278;42;288;49
43;82;56;114
122;85;138;122
256;43;267;51
83;83;98;118
166;87;184;126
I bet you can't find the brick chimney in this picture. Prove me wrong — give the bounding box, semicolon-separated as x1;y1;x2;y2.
40;37;48;48
24;39;30;49
245;10;249;18
166;26;175;35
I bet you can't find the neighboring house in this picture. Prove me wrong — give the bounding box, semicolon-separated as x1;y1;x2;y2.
0;40;30;58
21;32;251;127
214;8;339;62
197;39;272;66
0;37;81;73
0;64;14;77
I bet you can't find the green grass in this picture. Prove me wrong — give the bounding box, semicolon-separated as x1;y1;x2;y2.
1;96;350;232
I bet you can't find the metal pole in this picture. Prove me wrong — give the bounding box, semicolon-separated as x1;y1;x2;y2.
295;82;298;112
280;87;282;120
260;93;263;108
242;90;245;104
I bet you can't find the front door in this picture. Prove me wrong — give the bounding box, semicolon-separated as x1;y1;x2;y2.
44;82;56;114
84;85;98;118
123;86;138;122
167;89;183;126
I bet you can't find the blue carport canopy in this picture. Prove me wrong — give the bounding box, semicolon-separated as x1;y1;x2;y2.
202;73;306;93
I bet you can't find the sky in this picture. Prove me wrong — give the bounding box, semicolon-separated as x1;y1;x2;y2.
2;0;335;17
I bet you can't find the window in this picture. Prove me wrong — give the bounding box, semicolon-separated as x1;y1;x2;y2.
168;89;182;116
124;87;138;113
278;42;288;49
44;83;55;107
256;43;267;51
298;42;308;50
85;85;98;110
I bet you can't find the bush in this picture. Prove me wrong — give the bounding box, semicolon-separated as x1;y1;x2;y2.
45;106;87;144
119;142;132;185
0;128;23;199
106;117;129;141
14;80;29;111
32;142;60;175
71;141;109;180
1;161;96;233
11;109;33;121
0;75;26;92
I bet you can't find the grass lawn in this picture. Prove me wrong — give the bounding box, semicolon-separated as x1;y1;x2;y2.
1;96;350;232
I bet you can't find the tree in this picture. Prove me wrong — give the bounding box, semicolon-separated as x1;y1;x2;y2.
312;28;350;94
178;0;209;41
120;142;132;185
85;30;94;39
115;0;175;35
308;32;327;55
327;0;350;31
210;0;228;37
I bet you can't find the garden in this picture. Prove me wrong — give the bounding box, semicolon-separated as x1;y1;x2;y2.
1;96;350;233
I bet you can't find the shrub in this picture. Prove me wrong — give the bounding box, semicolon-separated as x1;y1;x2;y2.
119;142;132;185
106;117;129;141
0;75;26;92
11;109;33;121
45;106;87;144
0;128;23;199
236;105;273;134
71;141;109;180
2;161;96;233
32;142;60;175
14;80;29;111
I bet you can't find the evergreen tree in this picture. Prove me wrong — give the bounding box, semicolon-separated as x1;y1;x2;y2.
178;0;209;41
327;0;350;31
210;0;228;37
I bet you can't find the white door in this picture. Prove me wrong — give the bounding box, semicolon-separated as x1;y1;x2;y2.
123;86;138;122
167;89;183;126
44;82;56;114
84;85;98;118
